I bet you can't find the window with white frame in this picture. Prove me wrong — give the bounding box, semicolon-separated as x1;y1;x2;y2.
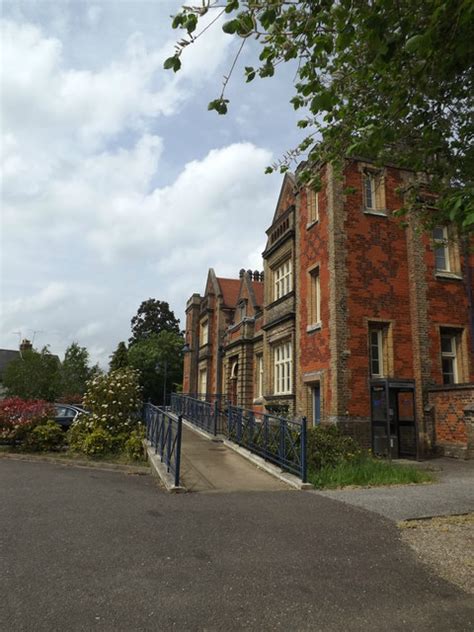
274;259;292;300
308;268;321;326
199;367;207;395
369;328;384;377
256;355;264;398
308;190;319;224
200;320;208;346
363;170;385;213
274;342;292;395
440;329;461;384
433;226;450;272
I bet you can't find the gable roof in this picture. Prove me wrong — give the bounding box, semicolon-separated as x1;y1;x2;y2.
270;172;296;226
216;277;241;307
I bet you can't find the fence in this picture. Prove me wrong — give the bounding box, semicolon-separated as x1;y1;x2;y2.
144;402;182;487
227;405;307;482
170;394;307;481
170;393;226;435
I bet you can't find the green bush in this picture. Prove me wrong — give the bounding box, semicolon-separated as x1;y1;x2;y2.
124;426;146;461
67;417;90;453
24;421;65;452
306;425;362;471
81;428;115;457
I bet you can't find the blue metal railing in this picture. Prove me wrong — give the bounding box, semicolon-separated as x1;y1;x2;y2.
144;403;183;487
170;393;225;435
227;405;307;482
170;393;307;481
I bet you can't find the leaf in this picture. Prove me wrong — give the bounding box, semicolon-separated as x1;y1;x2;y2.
222;19;239;34
163;56;181;72
405;34;425;53
310;91;334;113
462;212;474;227
185;14;198;34
225;0;239;13
208;98;229;115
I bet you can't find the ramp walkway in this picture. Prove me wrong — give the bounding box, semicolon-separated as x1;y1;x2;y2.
179;424;289;493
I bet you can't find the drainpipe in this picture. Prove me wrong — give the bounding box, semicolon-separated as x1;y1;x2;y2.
463;239;474;355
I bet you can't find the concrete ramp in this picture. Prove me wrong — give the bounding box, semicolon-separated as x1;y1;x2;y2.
180;425;289;493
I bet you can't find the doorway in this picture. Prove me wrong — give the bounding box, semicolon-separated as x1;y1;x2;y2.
370;379;417;458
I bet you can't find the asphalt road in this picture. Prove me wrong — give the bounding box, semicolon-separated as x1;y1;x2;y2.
1;459;472;632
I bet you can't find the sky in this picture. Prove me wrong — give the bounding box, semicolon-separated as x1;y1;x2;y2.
0;0;301;367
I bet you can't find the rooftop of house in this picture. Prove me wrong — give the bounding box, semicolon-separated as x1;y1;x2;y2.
216;277;241;308
0;349;20;378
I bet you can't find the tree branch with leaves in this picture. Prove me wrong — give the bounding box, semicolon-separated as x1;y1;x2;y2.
165;0;474;232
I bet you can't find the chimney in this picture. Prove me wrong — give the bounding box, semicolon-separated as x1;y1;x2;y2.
20;339;33;352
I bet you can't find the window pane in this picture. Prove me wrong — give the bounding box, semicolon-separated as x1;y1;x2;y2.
435;247;447;271
365;176;373;208
440;335;454;354
442;358;455;384
433;226;444;241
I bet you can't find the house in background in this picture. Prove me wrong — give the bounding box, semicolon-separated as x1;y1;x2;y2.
0;339;32;397
183;158;474;460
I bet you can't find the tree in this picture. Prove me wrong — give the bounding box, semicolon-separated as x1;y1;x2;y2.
128;331;184;404
61;342;93;398
3;347;62;401
109;341;129;371
167;1;474;232
129;299;181;344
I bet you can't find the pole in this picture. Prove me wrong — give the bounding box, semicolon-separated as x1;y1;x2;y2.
301;417;308;483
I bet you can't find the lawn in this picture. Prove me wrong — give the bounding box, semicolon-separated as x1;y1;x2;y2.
309;457;434;489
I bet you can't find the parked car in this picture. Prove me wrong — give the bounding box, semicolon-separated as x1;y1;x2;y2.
54;404;88;429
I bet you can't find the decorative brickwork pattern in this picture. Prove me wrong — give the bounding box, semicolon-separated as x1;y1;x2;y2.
428;385;474;459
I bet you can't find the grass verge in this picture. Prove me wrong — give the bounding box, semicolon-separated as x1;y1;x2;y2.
0;445;147;467
309;457;434;489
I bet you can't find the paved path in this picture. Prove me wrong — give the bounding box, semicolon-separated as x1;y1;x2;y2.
315;458;474;521
180;424;288;492
1;459;473;632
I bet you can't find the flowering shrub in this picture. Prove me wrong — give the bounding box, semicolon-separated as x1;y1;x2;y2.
0;398;55;444
68;368;143;459
82;368;142;436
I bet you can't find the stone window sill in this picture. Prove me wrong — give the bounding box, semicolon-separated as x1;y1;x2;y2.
306;323;322;333
435;272;463;281
363;209;388;217
306;219;319;230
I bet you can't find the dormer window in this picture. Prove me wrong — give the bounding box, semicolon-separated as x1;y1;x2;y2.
238;301;247;321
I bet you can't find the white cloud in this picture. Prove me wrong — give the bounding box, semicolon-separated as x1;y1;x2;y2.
0;9;282;369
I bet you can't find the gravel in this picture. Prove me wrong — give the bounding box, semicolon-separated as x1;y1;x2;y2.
399;513;474;595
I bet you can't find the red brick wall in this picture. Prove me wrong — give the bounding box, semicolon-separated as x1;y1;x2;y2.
428;385;474;458
298;167;333;413
424;242;474;385
343;163;414;417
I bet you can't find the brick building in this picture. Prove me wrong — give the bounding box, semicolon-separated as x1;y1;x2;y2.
183;158;474;459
